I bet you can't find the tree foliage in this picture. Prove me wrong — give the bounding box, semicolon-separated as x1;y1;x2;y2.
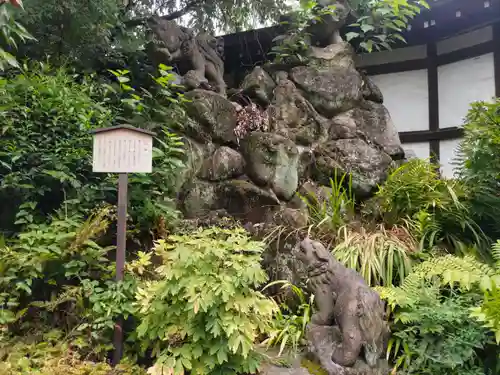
19;0;123;67
0;1;34;70
375;159;489;255
13;0;431;70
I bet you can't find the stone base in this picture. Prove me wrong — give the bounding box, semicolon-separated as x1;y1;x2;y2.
306;324;389;375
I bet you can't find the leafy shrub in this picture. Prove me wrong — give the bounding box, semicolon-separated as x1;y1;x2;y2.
0;330;146;374
134;227;277;375
0;205;114;325
263;281;313;355
470;241;500;344
375;159;489;254
378;251;500;374
376;159;446;222
388;288;487;375
332;224;416;287
0;64;113;227
455;99;500;242
0;64;186;239
127;128;185;234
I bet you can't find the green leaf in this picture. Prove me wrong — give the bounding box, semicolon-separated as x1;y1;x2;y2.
360;24;375;33
345;32;359;42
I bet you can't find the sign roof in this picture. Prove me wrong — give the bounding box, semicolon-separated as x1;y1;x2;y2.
91;124;156;136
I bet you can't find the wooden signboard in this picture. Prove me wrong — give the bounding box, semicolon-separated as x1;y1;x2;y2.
91;124;155;365
92;125;154;173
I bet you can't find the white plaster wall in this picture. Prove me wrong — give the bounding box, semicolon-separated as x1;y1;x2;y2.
403;142;430;160
370;70;429;133
440;138;462;179
437;26;493;55
438;53;495;129
357;45;427;67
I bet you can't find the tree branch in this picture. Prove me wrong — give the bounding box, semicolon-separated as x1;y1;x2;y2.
123;0;204;27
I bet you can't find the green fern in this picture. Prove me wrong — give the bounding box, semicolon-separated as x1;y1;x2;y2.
376;254;494;309
377;253;492;374
379;243;500;372
468;241;500;344
492;240;500;271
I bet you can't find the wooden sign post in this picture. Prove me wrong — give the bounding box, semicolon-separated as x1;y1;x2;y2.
91;124;155;365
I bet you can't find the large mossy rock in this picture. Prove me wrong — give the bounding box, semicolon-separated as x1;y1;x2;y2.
289;65;363;118
267;73;330;146
308;42;356;70
181;178;282;222
240;132;300;201
180;180;220;218
356;101;404;159
198;146;245;181
219;179;281;222
184;89;238;145
361;73;383;103
312;139;393;197
240;66;276;105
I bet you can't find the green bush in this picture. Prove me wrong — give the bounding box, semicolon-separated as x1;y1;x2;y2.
299;172;355;235
0;205;114;326
0;330;146;375
470;241;500;345
134;227;277;375
0;64;185;239
455;98;500;242
0;64;113;228
376;159;446;222
375;159;489;254
378;252;500;374
389;289;487;375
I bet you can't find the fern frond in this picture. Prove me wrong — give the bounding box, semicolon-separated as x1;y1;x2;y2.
377;254;495;310
491;240;500;270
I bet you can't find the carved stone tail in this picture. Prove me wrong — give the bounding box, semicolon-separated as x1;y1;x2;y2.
357;288;387;368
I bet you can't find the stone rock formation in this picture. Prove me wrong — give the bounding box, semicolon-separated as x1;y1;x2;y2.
167;39;404;222
147;15;398;375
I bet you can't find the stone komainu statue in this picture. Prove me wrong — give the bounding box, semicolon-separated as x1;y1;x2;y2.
294;238;389;368
277;0;351;49
146;16;226;96
305;0;351;46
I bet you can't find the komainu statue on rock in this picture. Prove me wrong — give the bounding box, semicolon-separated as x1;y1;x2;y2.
277;0;351;50
293;238;389;375
147;16;226;96
305;0;351;46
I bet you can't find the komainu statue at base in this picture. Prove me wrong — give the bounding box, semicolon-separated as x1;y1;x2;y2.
147;16;226;96
293;238;389;375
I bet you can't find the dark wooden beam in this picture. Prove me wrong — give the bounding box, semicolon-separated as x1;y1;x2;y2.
399;127;464;143
437;40;494;66
361;41;495;77
494;22;500;97
362;59;427;75
427;43;440;162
